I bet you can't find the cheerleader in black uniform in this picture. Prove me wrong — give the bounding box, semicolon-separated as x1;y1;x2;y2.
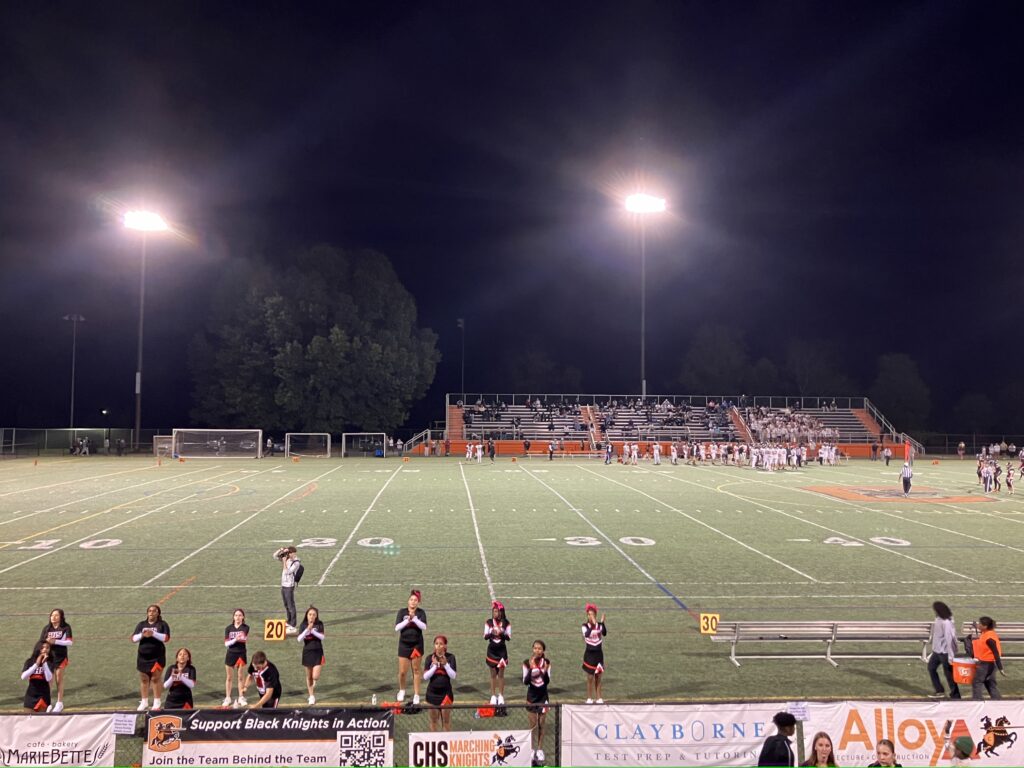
485;600;511;705
131;604;170;711
40;608;72;712
523;640;551;765
163;648;197;710
423;635;456;731
395;589;427;705
21;641;53;712
581;603;606;704
296;605;325;705
223;608;250;708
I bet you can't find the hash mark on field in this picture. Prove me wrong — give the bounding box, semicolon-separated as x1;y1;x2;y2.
459;463;497;601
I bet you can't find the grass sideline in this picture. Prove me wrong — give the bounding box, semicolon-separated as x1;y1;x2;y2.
0;454;1020;712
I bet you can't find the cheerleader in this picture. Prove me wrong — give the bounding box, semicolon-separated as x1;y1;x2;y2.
242;651;282;709
523;640;551;765
21;641;53;712
484;600;511;705
132;604;170;711
163;648;197;710
423;635;456;731
581;603;607;704
395;589;426;705
40;608;72;712
223;608;249;708
296;606;325;705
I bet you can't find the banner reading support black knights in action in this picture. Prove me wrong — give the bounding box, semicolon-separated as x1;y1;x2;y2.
143;708;393;767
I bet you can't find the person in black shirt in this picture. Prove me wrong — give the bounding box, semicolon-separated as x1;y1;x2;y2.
21;641;53;712
132;604;170;711
297;606;325;705
243;651;282;709
40;608;72;712
163;648;197;710
395;589;427;705
423;635;456;731
758;711;797;767
223;608;250;708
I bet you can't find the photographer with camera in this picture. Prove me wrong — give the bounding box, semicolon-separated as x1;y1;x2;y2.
274;546;302;634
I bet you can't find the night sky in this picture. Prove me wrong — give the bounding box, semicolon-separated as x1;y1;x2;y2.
1;1;1021;431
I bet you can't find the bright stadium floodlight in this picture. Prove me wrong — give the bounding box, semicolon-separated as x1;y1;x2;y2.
123;210;169;231
625;193;667;399
625;193;667;214
123;208;171;451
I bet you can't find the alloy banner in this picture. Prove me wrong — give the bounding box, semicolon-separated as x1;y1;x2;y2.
561;702;784;766
0;714;115;767
408;729;533;767
143;708;393;767
804;700;1024;767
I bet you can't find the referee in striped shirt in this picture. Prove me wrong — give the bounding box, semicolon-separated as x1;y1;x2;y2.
900;462;913;497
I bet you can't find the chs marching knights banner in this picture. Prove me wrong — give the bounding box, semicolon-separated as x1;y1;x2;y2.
0;714;115;767
408;729;533;767
143;709;393;767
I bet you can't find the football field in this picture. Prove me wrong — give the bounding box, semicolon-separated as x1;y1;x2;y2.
0;453;1020;712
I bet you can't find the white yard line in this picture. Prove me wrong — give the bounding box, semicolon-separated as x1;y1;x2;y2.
519;466;686;608
141;463;324;585
0;463;160;498
317;465;403;586
0;468;252;576
459;463;497;602
680;466;978;581
578;465;819;582
0;466;223;528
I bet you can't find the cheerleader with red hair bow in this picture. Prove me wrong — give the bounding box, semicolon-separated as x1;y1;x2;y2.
581;603;607;704
484;600;511;705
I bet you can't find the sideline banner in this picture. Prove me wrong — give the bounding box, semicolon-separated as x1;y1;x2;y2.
0;713;115;767
561;703;783;766
805;700;1024;767
143;709;393;767
408;729;533;767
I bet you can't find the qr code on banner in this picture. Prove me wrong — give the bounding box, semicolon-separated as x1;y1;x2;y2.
338;730;389;767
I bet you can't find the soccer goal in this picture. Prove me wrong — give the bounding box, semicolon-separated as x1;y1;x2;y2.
285;433;332;458
153;435;174;457
341;432;387;458
172;429;263;459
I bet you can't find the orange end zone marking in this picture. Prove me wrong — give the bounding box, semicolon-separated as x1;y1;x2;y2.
157;575;197;606
201;484;240;502
806;485;994;503
294;482;318;501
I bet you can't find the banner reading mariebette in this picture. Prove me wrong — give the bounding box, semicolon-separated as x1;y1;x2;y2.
143;709;393;767
0;714;115;767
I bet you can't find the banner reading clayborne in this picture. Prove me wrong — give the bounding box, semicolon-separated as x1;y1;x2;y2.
562;702;784;766
409;729;533;767
804;700;1024;767
143;709;393;767
0;714;115;767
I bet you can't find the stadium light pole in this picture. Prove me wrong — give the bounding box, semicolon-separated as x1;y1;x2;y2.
124;210;169;451
62;314;86;428
624;193;666;399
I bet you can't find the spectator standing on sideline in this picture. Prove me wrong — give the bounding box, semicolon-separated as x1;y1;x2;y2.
275;547;301;635
900;463;913;497
971;616;1005;699
883;446;892;466
927;601;960;699
758;712;797;767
